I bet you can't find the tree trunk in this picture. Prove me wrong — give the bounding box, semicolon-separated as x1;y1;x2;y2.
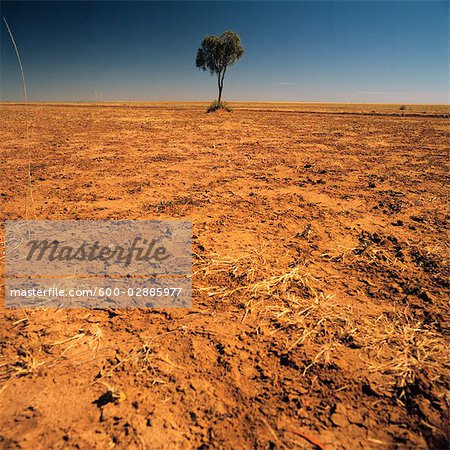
217;67;227;102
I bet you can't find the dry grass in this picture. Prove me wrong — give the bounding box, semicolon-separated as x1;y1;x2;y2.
195;248;449;391
363;311;450;393
4;248;444;401
3;16;37;219
0;324;104;393
195;249;317;300
0;350;45;393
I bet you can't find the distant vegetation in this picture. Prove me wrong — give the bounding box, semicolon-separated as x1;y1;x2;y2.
207;100;232;113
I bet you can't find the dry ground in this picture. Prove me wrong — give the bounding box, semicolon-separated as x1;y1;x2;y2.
0;102;449;449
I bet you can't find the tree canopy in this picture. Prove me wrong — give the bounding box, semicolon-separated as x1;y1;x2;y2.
196;30;244;103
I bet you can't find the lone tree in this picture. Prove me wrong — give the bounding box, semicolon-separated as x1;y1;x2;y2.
196;30;244;103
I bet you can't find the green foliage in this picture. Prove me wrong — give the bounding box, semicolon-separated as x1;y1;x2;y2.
196;30;244;75
207;100;232;113
196;30;244;102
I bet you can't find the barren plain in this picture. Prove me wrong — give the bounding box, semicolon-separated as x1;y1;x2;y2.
0;102;449;449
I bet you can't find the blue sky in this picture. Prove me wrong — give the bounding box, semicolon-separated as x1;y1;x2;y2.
1;1;449;103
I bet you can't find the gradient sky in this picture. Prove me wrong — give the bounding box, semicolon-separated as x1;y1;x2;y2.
1;1;449;103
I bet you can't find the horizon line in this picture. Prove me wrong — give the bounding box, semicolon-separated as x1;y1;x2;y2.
1;100;449;106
